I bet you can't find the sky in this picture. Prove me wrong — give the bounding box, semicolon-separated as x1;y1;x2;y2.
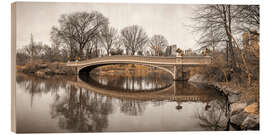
15;2;200;50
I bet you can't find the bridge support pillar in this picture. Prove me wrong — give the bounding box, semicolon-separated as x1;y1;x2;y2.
173;65;178;81
173;65;190;81
172;81;176;95
76;74;80;82
76;67;79;75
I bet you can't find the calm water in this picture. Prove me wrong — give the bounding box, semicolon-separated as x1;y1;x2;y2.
16;68;230;133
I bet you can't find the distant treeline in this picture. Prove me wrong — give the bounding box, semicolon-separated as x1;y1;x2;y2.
17;10;179;65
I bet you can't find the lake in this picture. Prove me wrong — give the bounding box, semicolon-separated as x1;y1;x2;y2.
15;66;230;133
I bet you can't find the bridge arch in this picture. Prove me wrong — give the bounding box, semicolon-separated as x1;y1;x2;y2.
78;62;175;79
66;56;212;81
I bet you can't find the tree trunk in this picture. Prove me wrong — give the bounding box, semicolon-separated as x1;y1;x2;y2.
107;49;110;56
131;50;135;55
226;28;252;86
223;5;236;71
79;48;83;60
126;49;129;55
228;5;236;70
94;42;98;57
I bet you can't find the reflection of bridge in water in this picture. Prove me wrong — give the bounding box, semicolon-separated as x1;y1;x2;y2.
66;56;212;80
67;75;218;102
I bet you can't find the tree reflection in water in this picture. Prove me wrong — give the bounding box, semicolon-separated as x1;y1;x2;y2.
50;86;113;132
16;73;67;106
16;73;150;132
16;73;114;132
119;99;147;116
194;98;228;131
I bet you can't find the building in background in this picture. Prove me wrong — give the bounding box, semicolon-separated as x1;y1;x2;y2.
184;48;199;56
184;48;193;56
165;44;177;56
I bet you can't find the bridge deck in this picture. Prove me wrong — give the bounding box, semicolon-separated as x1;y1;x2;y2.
66;56;212;67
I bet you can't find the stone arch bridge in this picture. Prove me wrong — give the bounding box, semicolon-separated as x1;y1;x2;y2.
66;56;212;80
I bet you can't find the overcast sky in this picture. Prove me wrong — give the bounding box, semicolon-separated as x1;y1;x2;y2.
16;2;200;50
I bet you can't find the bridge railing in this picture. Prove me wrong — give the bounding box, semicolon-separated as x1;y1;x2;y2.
66;55;212;66
67;55;177;65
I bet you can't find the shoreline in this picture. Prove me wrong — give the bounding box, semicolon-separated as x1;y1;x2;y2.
189;75;259;130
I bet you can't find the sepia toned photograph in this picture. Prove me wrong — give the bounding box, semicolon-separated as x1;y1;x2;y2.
11;2;259;133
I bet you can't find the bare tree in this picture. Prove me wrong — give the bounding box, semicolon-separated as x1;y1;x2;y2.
23;34;45;61
114;36;124;51
235;5;259;35
226;28;252;86
51;27;78;60
84;40;94;59
192;5;237;69
92;35;101;57
24;34;36;61
41;44;63;62
16;48;29;65
51;11;108;59
193;5;259;68
121;25;148;55
100;26;117;56
149;34;169;56
110;36;124;55
193;5;259;85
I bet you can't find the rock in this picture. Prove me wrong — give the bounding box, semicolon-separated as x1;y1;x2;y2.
189;82;206;89
226;87;241;95
211;83;241;95
241;114;259;130
206;82;225;93
230;103;260;130
244;103;259;115
231;111;248;126
230;103;247;115
228;94;241;104
188;74;206;83
219;86;240;95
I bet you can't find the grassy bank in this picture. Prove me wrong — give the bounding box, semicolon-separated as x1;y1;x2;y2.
16;61;76;77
